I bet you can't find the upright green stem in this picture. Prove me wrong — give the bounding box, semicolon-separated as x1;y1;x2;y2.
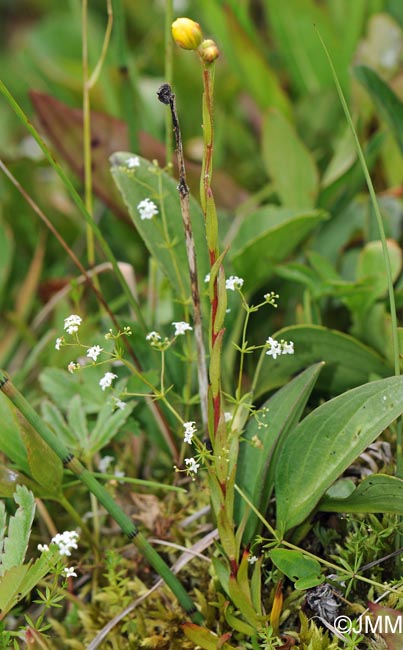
0;371;203;625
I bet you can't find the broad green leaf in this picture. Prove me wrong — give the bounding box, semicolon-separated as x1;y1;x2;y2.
256;325;391;398
230;207;327;293
262;110;319;208
319;474;403;515
67;395;89;450
236;363;324;543
19;415;63;497
110;152;209;302
0;393;29;474
275;375;403;531
269;549;323;589
355;65;403;155
0;486;35;576
321;124;357;188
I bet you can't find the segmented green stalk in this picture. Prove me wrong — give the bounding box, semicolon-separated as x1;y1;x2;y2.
0;371;203;625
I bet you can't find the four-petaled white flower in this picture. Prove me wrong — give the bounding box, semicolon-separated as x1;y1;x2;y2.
99;372;118;391
137;198;159;220
51;530;79;557
64;314;82;335
67;361;79;374
183;421;197;444
172;321;192;336
226;275;244;291
224;412;232;423
55;337;63;350
185;457;200;474
37;543;49;553
204;273;210;283
114;398;126;410
127;156;140;168
86;345;103;361
64;567;77;578
248;554;258;564
266;337;294;360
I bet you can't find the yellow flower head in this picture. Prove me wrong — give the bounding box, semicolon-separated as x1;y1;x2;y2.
172;17;203;50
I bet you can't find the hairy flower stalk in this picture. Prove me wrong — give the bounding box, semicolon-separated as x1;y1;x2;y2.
0;370;203;625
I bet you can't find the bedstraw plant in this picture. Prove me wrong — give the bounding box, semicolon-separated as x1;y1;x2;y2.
3;4;403;649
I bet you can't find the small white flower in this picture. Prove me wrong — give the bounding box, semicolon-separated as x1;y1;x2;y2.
98;455;114;473
281;340;294;355
204;273;210;283
137;198;159;220
67;361;79;374
226;275;244;291
183;421;197;444
51;530;79;557
37;543;49;553
64;314;82;335
86;345;103;361
127;156;140;168
184;457;200;474
55;337;63;351
99;372;118;391
224;412;232;423
265;337;282;360
114;398;126;410
172;321;192;336
248;554;258;565
64;567;77;578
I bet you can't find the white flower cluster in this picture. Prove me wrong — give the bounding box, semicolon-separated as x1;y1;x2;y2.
99;372;118;391
265;337;294;360
87;345;103;361
137;198;159;220
64;314;82;335
183;421;197;444
225;276;244;291
38;530;79;557
184;457;200;474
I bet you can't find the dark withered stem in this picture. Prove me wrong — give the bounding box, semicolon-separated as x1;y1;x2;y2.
157;83;208;429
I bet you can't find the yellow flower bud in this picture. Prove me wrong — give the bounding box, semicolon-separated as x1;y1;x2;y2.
199;39;220;63
172;17;203;50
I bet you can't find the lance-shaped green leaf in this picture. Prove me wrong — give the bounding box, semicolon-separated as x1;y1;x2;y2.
275;376;403;531
319;474;403;515
262;109;319;208
236;363;323;544
355;65;403;155
110;152;209;301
